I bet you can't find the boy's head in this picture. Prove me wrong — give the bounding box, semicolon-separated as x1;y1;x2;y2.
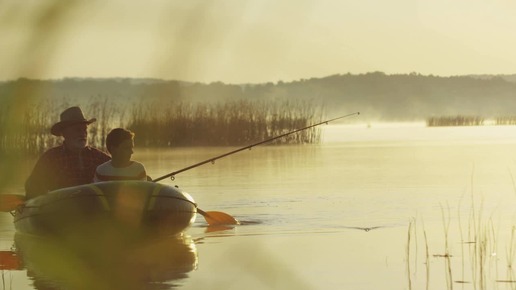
106;128;135;155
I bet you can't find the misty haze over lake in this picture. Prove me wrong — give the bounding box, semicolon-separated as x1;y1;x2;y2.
2;72;516;121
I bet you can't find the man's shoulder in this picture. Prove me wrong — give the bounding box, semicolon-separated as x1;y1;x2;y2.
85;146;110;158
85;146;107;153
41;145;65;156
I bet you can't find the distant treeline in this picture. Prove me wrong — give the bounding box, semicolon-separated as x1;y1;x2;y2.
3;73;516;120
0;98;322;155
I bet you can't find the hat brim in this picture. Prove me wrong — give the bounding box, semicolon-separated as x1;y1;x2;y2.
51;118;96;136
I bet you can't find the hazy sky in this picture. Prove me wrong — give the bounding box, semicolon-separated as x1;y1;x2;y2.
1;0;516;83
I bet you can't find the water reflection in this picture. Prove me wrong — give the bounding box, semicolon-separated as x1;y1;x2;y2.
4;233;198;290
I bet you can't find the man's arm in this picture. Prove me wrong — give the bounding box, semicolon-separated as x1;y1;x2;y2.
25;154;51;199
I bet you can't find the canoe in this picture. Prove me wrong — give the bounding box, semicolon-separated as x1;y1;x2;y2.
13;181;197;236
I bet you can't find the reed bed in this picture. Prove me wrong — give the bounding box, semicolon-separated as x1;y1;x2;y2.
0;97;120;156
426;116;485;127
495;117;516;126
0;98;322;155
0;99;59;156
126;99;321;147
427;115;516;127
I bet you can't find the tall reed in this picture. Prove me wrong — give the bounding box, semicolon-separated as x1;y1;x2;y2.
406;192;516;290
440;203;453;290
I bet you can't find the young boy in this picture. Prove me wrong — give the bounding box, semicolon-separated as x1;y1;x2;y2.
94;128;148;182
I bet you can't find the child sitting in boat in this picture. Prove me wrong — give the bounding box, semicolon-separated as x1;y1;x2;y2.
94;128;148;182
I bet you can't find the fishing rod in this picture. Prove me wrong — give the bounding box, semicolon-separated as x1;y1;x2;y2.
152;111;360;182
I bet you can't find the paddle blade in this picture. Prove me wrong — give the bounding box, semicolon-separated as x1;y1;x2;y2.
0;194;25;212
198;210;239;226
0;251;23;270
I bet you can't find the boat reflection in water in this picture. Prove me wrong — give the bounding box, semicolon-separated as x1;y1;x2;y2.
11;231;198;290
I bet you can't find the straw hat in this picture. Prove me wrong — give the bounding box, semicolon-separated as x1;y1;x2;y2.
50;107;96;136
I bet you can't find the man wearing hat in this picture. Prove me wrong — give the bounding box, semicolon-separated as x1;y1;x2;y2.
25;106;111;199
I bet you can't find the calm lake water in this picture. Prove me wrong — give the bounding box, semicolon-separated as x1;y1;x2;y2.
2;124;516;289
